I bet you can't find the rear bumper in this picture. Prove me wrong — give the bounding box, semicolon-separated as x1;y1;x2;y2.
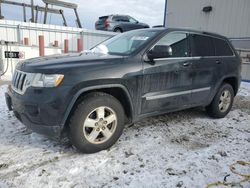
5;86;70;139
95;27;114;32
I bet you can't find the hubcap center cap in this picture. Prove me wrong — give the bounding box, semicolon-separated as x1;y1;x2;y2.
96;119;105;128
223;98;229;104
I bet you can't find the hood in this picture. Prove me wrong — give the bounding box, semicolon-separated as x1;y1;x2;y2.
17;52;125;73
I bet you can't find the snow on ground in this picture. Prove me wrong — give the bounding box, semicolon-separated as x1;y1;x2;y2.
0;83;250;188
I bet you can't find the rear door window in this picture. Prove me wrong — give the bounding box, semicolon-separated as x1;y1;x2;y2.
120;16;129;22
213;38;234;56
155;32;189;58
191;34;215;57
112;16;120;21
113;16;129;22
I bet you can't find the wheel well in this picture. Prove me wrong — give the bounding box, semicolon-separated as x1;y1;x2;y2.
223;77;238;96
114;27;122;32
64;87;133;129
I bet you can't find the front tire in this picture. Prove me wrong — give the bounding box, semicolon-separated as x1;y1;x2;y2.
206;83;234;118
68;92;125;153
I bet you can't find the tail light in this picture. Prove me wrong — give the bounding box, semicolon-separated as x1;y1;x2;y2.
104;19;110;28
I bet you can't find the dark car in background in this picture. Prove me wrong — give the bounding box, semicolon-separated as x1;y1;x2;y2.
95;14;149;33
5;28;241;153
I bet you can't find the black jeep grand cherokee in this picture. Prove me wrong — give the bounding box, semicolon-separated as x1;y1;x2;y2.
5;28;241;153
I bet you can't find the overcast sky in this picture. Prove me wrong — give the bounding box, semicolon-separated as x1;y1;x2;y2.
1;0;165;29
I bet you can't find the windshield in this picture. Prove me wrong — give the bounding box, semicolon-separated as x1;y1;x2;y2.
91;30;160;55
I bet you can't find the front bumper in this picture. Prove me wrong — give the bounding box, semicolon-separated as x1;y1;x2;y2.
5;85;70;139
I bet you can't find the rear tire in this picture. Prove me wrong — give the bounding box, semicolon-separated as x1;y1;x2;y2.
68;92;125;153
114;28;123;33
206;83;234;118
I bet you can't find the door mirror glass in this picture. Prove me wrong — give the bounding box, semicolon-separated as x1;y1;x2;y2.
147;45;172;60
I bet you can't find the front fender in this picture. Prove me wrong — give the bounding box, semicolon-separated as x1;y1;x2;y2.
60;84;133;128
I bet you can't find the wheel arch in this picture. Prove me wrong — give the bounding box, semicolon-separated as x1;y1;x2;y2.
61;84;134;131
222;76;239;96
207;75;239;106
113;27;123;32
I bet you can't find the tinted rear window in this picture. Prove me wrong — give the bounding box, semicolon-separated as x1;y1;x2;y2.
191;34;215;57
99;16;108;21
213;38;234;56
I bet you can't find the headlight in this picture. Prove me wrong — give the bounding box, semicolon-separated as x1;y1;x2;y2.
31;74;64;88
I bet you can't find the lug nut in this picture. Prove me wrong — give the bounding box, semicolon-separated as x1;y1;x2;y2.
96;128;100;131
102;126;106;130
104;121;107;124
95;123;98;126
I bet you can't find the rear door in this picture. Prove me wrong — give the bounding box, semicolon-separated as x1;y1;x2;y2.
113;16;130;32
212;37;236;79
189;34;220;105
141;32;193;115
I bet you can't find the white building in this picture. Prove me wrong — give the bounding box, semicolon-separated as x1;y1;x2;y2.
164;0;250;39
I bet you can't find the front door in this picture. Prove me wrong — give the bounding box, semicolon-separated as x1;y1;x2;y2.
141;32;193;115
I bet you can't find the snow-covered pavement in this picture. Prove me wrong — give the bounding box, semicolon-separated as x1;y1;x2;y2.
0;83;250;188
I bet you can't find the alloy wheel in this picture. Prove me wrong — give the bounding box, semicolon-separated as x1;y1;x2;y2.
83;106;117;144
218;90;232;113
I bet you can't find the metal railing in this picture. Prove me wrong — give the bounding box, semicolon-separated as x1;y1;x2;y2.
236;48;250;63
236;48;250;81
0;20;116;52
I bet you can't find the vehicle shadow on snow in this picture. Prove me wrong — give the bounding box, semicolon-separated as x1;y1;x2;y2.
128;108;229;151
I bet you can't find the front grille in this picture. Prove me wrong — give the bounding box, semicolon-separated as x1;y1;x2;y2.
12;70;27;94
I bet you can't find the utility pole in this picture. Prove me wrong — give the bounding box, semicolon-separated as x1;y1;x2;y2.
163;0;167;27
30;0;34;22
43;3;48;24
74;8;82;28
0;0;4;19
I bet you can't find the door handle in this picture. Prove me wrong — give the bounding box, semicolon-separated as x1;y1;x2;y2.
216;60;222;64
182;62;191;67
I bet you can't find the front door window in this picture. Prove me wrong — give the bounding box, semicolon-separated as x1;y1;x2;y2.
154;32;189;58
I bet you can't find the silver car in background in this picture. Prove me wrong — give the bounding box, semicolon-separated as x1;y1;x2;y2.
95;15;149;33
